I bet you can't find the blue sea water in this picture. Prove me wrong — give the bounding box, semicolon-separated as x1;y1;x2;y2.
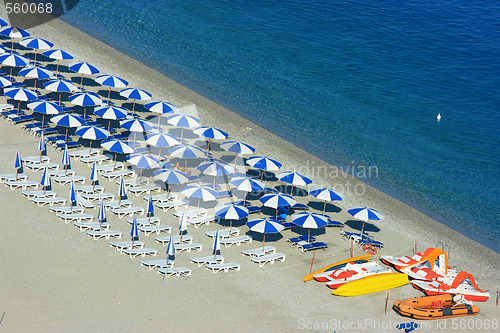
60;0;500;252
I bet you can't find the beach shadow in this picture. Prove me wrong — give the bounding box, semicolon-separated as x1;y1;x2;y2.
97;89;127;102
246;169;278;182
69;76;100;88
344;219;380;233
291;226;326;237
274;184;308;197
217;217;248;229
307;200;342;213
245;230;283;244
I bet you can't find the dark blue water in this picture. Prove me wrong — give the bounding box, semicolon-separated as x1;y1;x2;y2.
61;0;500;251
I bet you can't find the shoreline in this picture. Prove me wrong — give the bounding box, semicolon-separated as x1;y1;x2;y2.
0;13;498;333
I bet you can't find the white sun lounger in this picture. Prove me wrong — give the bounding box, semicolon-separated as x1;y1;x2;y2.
140;259;174;270
50;206;85;214
95;162;125;174
80;154;111;165
25;162;59;172
48;169;76;177
115;177;148;188
109;241;144;253
0;173;28;182
31;197;66;206
122;248;158;258
172;243;203;253
58;213;94;223
220;235;253;248
186;215;216;228
250;253;286;267
81;192;115;202
101;169;134;180
144;193;177;203
111;206;144;218
156;199;189;212
4;180;39;190
241;246;276;258
205;263;240;273
138;225;172;236
68;148;101;160
21;190;56;199
128;184;161;196
127;216;161;226
155;235;193;246
87;230;122;240
74;222;110;231
21;156;50;164
52;175;86;185
103;200;133;210
75;195;96;209
74;185;105;194
205;228;240;239
190;255;224;267
158;267;192;277
173;208;208;219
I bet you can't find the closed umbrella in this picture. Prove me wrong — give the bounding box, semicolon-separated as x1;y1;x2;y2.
146;193;154;224
213;230;221;259
179;211;187;243
130;218;139;245
118;176;126;205
69;181;76;206
61;144;70;175
40;167;50;195
14;149;22;180
37;131;46;157
90;161;98;192
98;200;106;226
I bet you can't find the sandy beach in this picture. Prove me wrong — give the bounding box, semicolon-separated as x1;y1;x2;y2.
0;13;499;333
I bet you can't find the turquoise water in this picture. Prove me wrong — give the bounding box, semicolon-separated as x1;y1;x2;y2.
61;0;499;251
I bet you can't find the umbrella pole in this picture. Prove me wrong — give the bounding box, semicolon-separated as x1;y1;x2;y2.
56;60;60;75
107;87;111;102
180;128;184;141
108;120;111;132
206;139;211;157
34;50;37;63
132;100;136;112
65;128;69;142
360;221;366;238
92;181;95;192
157;115;161;129
263;234;266;249
229;220;232;234
34;78;38;90
89;139;93;153
139;169;143;183
323;200;327;215
83;107;87;119
260;170;264;181
58;93;62;106
114;153;117;168
17;101;21;115
80;74;84;88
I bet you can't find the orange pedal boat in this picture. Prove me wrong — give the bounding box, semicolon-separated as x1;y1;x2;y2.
393;294;480;320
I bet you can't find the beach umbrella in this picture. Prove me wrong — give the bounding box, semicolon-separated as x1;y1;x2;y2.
75;125;110;152
197;159;234;187
127;154;160;181
247;217;284;249
166;236;175;259
118;176;126;205
42;49;74;75
90;162;98;192
277;171;313;194
246;156;282;180
101;139;134;167
193;126;228;156
19;66;54;90
130;218;139;244
27;100;61;124
0;46;4;55
14;149;22;180
145;132;180;158
38;131;46;157
61;144;70;175
220;140;255;168
215;202;249;232
167;114;200;140
169;144;205;170
347;207;384;237
213;230;221;258
178;211;188;242
69;61;100;87
119;88;151;112
182;185;218;212
93;105;127;131
0;18;8;27
120;118;153;145
292;212;328;240
260;193;297;219
230;176;265;201
0;52;29;79
20;37;54;63
69;181;76;206
40;167;50;195
43;79;79;106
50;113;85;141
145;101;176;127
95;74;128;102
0;75;12;88
146;193;154;224
0;26;30;51
98;200;106;226
3;86;37;114
154;169;188;194
69;92;102;119
309;188;344;214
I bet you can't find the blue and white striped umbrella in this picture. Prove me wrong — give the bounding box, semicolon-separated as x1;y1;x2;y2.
0;18;8;27
44;79;79;92
38;131;46;156
119;88;151;112
90;161;98;184
215;202;249;220
61;144;70;174
50;113;85;141
167;114;200;128
69;61;100;87
118;176;127;204
348;207;384;236
154;169;189;184
309;188;343;214
120;118;153;132
127;154;160;169
166;236;175;257
259;193;296;209
130;218;139;242
94;105;127;131
28;100;61;124
146;194;154;221
246;156;282;182
246;217;284;248
69;92;102;118
75;125;110;141
14;149;22;170
194;126;228;140
145;132;180;149
169;144;205;159
0;27;30;51
0;76;12;88
0;53;29;67
98;200;106;224
179;211;187;234
220;140;255;155
277;171;312;194
40;167;50;193
69;181;76;205
101;139;134;154
181;185;218;202
42;49;74;74
292;212;328;239
20;37;53;51
213;230;221;254
230;176;265;193
197;159;234;176
19;66;54;88
96;75;129;102
4;86;37;101
145;101;176;114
